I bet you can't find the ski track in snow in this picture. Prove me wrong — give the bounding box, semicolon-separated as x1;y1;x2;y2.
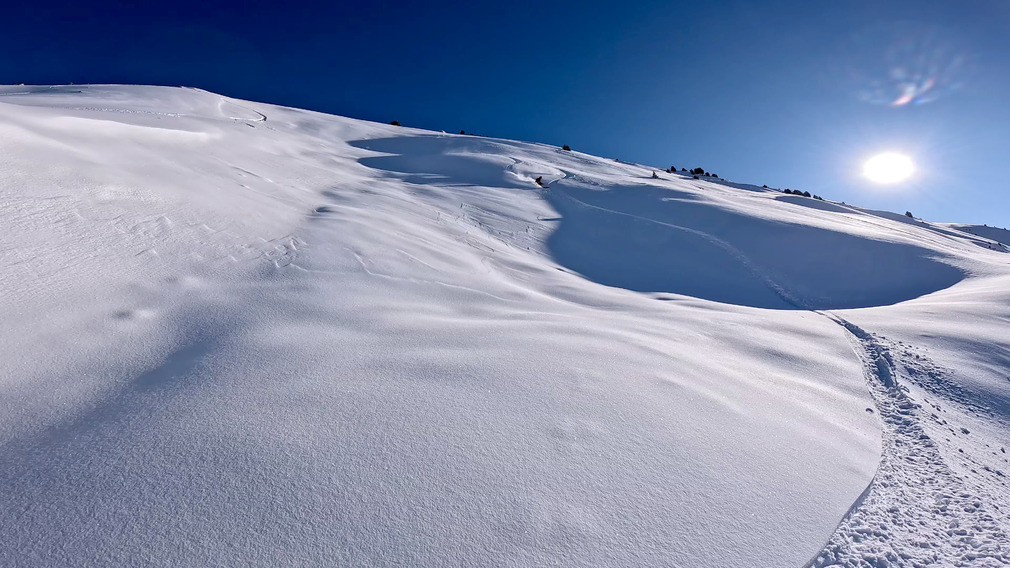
546;183;806;310
552;179;1010;565
808;315;1010;567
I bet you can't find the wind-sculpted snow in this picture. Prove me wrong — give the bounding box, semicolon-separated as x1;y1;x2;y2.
0;85;1007;567
357;134;965;310
808;317;1010;566
546;185;964;309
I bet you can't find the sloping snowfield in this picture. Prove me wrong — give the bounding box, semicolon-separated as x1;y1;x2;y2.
0;85;1007;566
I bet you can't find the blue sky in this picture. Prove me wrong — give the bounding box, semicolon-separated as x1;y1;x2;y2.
5;0;1009;227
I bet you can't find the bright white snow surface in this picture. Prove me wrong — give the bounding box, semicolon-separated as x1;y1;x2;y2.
0;85;1007;567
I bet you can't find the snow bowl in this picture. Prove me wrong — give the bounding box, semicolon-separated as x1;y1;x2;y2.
354;134;965;311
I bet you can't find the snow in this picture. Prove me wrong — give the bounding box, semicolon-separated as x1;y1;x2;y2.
946;223;1010;250
0;85;1006;566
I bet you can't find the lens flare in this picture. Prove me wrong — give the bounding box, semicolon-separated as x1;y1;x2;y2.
842;21;973;107
863;153;915;184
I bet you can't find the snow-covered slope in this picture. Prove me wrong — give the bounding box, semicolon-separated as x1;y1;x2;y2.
947;223;1010;248
0;85;1007;567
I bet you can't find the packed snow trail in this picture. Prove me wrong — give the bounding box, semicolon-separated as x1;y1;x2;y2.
808;315;1010;567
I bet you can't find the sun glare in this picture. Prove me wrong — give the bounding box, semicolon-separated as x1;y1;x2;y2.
863;153;914;184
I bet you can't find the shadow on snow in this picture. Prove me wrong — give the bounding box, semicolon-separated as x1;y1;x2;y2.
351;135;965;310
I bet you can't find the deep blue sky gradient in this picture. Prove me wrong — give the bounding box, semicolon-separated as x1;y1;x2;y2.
5;1;1009;227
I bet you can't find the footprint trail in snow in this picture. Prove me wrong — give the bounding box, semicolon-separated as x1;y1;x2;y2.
810;316;1010;567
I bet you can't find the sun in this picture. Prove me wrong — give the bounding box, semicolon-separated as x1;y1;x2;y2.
863;152;915;184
